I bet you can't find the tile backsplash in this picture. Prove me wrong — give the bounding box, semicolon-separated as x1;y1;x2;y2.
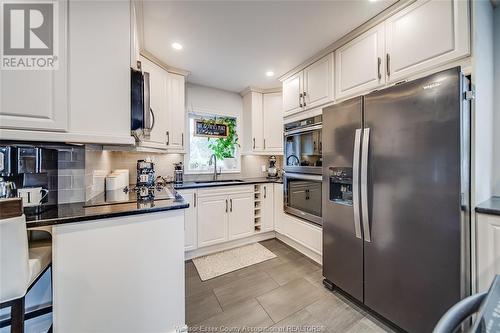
57;146;86;204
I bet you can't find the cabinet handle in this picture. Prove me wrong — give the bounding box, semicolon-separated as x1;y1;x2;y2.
194;193;196;207
263;139;266;149
181;133;184;146
264;186;267;199
377;57;382;80
299;93;303;108
303;92;306;107
225;199;228;213
230;198;233;212
386;54;390;77
253;138;256;149
166;131;170;145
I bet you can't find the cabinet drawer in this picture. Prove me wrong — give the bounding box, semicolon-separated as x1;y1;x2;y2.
197;185;253;197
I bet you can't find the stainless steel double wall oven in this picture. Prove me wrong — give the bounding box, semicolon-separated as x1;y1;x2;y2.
283;115;322;226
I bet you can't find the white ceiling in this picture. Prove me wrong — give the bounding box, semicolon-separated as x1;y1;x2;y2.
142;0;397;93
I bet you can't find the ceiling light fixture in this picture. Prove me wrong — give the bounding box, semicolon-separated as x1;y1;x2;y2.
265;71;275;77
171;42;183;50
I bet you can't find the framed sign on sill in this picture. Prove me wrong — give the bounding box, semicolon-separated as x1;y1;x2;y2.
194;120;228;138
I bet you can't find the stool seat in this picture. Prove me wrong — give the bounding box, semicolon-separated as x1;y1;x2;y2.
28;241;52;286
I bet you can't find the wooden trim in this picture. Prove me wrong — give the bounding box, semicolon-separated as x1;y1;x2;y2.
278;0;416;82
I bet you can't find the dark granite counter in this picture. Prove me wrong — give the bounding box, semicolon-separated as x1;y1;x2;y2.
476;197;500;216
173;177;282;190
25;188;189;228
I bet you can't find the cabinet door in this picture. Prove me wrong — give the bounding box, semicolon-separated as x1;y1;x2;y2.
282;72;303;116
260;184;274;232
263;93;283;152
0;0;68;131
178;190;197;251
274;184;284;233
251;92;264;151
303;53;334;109
140;57;168;148
385;0;469;83
335;23;385;100
166;73;186;151
228;193;254;240
477;214;500;292
197;195;228;247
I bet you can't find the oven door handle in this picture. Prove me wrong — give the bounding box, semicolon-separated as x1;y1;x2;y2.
284;124;322;136
283;172;323;181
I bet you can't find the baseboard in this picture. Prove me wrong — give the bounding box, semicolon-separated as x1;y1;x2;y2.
185;231;276;260
276;232;322;265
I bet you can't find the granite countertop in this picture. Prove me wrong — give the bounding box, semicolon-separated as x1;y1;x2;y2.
25;188;189;228
173;177;282;190
476;197;500;216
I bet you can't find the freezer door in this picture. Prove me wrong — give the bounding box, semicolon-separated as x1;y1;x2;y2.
362;67;464;333
322;97;364;302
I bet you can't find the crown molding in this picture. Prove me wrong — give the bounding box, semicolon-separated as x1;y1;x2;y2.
139;50;191;77
239;86;282;96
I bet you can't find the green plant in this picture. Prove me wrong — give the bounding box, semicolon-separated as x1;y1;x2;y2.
207;117;239;160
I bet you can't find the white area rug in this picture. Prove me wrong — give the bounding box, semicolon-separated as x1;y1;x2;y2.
192;243;277;281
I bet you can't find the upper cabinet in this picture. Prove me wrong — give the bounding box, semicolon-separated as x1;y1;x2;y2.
335;23;386;100
166;73;186;152
385;0;470;83
242;89;283;155
282;53;334;117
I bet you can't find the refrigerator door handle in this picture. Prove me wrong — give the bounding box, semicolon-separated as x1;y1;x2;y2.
361;128;371;242
352;129;363;239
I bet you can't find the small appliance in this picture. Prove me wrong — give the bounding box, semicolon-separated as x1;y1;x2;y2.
173;162;184;184
267;156;279;179
136;159;155;200
131;64;155;141
17;187;49;207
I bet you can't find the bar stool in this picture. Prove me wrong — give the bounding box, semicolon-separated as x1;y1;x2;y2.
0;214;52;333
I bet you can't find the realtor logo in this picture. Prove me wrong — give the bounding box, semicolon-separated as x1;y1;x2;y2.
1;1;59;70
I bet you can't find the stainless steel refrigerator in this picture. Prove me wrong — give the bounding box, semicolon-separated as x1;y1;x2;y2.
322;67;470;333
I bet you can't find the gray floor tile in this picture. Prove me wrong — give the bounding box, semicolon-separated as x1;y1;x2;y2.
270;308;327;332
345;317;392;333
186;289;223;325
213;271;279;309
267;256;321;285
256;278;324;323
195;299;274;329
306;293;365;332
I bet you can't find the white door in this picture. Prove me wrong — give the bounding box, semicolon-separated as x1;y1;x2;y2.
263;93;283;152
385;0;469;83
197;195;228;247
260;184;274;232
282;72;303;116
303;53;334;109
228;193;254;240
251;92;264;151
167;73;186;151
273;184;284;233
140;57;168;149
335;23;385;100
0;0;68;131
477;214;500;292
178;190;197;251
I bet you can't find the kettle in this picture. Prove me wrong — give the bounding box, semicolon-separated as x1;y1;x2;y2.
0;177;16;198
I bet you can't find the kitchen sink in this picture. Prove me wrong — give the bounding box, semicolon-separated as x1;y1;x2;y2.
194;179;244;184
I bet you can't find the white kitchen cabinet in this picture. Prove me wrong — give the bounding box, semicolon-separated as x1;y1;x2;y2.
262;93;283;152
260;184;274;232
335;23;386;100
274;184;284;233
282;53;334;117
178;190;198;251
282;72;303;116
477;213;500;292
385;0;469;83
197;194;229;247
242;90;283;155
139;57;169;149
0;0;68;132
228;192;255;240
166;73;186;152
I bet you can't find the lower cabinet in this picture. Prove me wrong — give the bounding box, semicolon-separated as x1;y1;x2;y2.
273;184;284;233
197;194;229;248
259;184;274;232
477;213;500;292
228;193;254;240
178;190;197;251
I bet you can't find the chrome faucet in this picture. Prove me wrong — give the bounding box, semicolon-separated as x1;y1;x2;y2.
208;154;221;181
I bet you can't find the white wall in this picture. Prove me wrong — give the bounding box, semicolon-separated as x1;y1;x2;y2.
472;0;495;205
493;5;500;195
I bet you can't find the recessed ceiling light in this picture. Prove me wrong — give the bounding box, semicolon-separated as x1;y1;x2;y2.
265;71;275;77
171;42;183;50
369;0;378;2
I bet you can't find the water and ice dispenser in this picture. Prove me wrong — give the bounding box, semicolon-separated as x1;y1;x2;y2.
329;167;353;205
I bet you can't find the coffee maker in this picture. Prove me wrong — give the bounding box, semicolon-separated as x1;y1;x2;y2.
0;144;58;206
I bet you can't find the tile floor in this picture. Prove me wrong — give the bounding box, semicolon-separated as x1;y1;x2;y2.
185;239;398;332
